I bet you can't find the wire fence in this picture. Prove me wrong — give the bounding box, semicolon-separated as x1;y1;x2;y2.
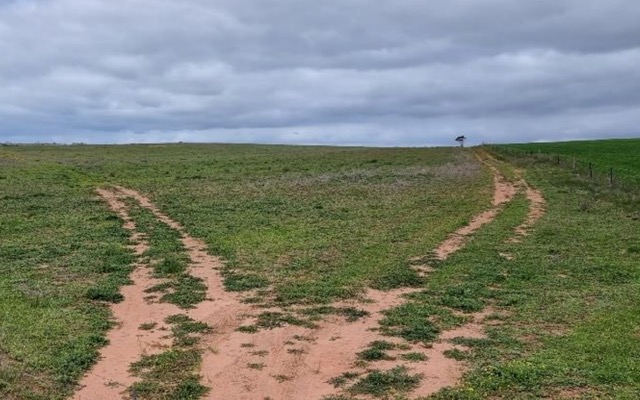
484;145;639;193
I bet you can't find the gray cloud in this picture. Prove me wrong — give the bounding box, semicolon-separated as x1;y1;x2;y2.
1;0;639;145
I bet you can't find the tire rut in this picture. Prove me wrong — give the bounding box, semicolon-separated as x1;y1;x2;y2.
74;187;250;400
508;169;546;243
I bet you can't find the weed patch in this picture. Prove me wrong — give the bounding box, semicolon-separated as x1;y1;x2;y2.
300;306;369;322
379;302;465;344
328;372;360;388
348;366;422;397
356;341;397;361
400;352;428;362
252;311;316;330
129;349;207;399
165;314;212;347
146;274;207;309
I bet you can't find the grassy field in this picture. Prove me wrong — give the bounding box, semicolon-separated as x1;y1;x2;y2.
498;138;640;185
1;141;640;399
0;144;490;398
0;153;133;398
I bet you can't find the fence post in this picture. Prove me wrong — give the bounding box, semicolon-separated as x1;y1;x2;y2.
557;155;560;165
589;163;593;179
609;167;614;185
572;157;576;171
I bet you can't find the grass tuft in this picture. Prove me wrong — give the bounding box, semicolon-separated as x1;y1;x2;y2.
401;352;428;362
357;341;398;361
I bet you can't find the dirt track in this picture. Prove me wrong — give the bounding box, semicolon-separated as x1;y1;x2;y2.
75;150;545;399
75;187;249;400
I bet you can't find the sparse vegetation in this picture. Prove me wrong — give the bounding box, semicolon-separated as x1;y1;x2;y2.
300;306;369;322
273;374;292;383
236;325;259;334
139;322;158;331
129;350;207;399
400;352;428;362
443;348;468;361
379;302;465;344
128;203;207;309
356;340;397;361
328;372;361;388
165;314;212;348
348;366;422;397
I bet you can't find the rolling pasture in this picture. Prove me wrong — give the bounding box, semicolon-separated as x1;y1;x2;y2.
1;142;639;399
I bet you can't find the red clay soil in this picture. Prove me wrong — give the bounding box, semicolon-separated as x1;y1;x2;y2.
77;149;542;399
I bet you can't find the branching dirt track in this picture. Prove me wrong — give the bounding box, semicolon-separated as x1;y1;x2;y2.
75;149;545;399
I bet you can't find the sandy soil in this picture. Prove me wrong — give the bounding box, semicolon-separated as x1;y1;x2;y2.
76;149;544;400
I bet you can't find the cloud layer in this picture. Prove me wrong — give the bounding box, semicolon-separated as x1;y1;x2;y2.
1;0;639;145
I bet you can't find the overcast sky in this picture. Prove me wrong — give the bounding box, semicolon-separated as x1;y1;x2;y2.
1;0;639;146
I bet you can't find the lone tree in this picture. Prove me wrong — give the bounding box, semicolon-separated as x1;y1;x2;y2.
455;135;466;148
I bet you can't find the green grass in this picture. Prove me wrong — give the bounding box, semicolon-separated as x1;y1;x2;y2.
129;349;207;399
1;143;488;398
127;202;207;309
129;315;211;399
3;141;639;399
423;152;640;399
26;144;489;305
356;341;398;362
379;302;466;344
347;366;422;397
164;314;212;347
443;348;468;361
497;138;640;185
400;352;428;362
0;158;132;399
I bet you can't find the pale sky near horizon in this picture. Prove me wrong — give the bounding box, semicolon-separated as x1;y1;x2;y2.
1;0;639;146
